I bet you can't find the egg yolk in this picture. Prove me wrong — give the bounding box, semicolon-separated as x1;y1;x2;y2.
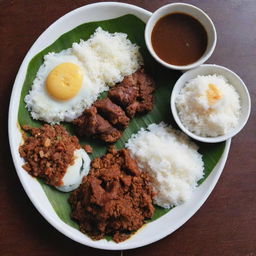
46;63;83;101
207;83;222;105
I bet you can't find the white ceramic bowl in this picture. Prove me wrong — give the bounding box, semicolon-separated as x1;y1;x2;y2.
145;3;217;70
171;64;251;143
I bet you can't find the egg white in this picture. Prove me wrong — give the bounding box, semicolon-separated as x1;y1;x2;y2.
56;148;91;192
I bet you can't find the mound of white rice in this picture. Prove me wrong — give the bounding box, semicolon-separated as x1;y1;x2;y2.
72;27;143;86
126;123;204;208
175;74;241;137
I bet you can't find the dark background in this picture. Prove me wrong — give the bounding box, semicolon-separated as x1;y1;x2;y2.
0;0;255;255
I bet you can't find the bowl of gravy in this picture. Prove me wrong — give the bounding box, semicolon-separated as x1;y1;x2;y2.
145;3;217;70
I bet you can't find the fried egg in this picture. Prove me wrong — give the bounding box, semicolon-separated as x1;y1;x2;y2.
25;50;107;123
56;148;91;192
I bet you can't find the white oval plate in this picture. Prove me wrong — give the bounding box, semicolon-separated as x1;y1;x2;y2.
8;2;231;250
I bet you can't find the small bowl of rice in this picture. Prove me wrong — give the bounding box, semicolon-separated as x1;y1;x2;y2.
171;64;251;143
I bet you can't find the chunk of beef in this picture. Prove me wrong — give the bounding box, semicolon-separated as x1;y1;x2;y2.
99;127;122;143
126;98;154;118
137;95;154;113
109;79;138;107
73;107;104;136
94;98;130;129
109;69;155;117
126;101;140;117
127;69;155;116
136;69;155;97
73;107;121;143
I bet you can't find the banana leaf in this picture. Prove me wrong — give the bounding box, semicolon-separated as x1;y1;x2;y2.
18;15;225;232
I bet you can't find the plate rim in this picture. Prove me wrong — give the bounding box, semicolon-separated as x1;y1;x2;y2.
8;1;231;250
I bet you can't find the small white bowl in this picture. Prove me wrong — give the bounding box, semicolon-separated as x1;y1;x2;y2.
145;3;217;70
171;64;251;143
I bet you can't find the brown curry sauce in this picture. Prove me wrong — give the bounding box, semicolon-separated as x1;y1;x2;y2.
151;13;208;66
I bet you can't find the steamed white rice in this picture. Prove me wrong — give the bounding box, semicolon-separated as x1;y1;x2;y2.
175;74;241;137
126;123;204;208
72;27;143;86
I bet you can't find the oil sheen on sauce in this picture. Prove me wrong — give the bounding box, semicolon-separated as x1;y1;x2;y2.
151;13;208;66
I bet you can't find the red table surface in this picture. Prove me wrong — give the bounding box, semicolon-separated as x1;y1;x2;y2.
1;0;255;255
